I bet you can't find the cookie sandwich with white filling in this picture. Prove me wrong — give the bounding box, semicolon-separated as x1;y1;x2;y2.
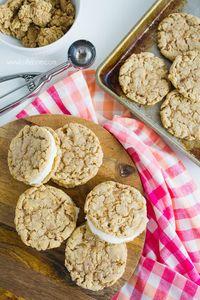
84;181;148;244
8;125;61;186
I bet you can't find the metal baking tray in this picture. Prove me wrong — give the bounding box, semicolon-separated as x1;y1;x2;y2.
96;0;200;167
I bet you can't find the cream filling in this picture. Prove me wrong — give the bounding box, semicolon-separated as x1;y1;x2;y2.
30;130;57;185
86;217;146;244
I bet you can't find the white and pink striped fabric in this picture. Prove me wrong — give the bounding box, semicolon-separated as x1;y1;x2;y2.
9;70;200;299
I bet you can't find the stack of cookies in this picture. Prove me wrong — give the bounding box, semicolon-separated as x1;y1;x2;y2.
119;12;200;142
65;181;147;291
8;123;148;291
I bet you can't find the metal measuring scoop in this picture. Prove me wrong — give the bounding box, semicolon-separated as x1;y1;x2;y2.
0;40;96;115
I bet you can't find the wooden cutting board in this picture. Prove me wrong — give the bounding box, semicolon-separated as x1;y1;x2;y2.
0;115;145;300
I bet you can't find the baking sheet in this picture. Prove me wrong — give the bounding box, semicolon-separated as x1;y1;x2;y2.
96;0;200;167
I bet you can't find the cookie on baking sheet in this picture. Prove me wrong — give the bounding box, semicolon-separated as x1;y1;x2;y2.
84;181;147;244
160;90;200;141
169;50;200;102
15;185;79;251
65;224;127;291
8;125;61;186
118;52;170;105
158;13;200;61
52;123;103;188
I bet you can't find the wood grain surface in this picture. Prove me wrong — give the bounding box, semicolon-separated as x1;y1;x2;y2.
0;115;145;300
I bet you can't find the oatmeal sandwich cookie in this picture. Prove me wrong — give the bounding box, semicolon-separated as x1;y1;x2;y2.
169;50;200;102
84;181;148;244
158;13;200;61
52;123;103;188
160;90;200;141
65;224;127;291
119;52;170;105
8;125;61;186
15;185;79;251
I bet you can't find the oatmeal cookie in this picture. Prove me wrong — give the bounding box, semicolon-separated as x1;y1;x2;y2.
65;224;127;291
8;125;61;186
30;0;52;27
37;26;63;47
7;0;24;11
84;181;147;244
0;5;13;34
169;50;200;102
158;13;200;61
49;0;60;9
18;2;32;25
10;16;30;39
50;9;74;31
52;123;103;188
119;52;170;105
60;0;75;15
160;90;200;140
21;25;39;47
15;185;79;251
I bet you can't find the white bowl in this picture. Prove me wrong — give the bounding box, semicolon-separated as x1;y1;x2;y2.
0;0;81;55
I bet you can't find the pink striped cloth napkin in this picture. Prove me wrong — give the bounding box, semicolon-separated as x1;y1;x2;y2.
10;70;200;299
